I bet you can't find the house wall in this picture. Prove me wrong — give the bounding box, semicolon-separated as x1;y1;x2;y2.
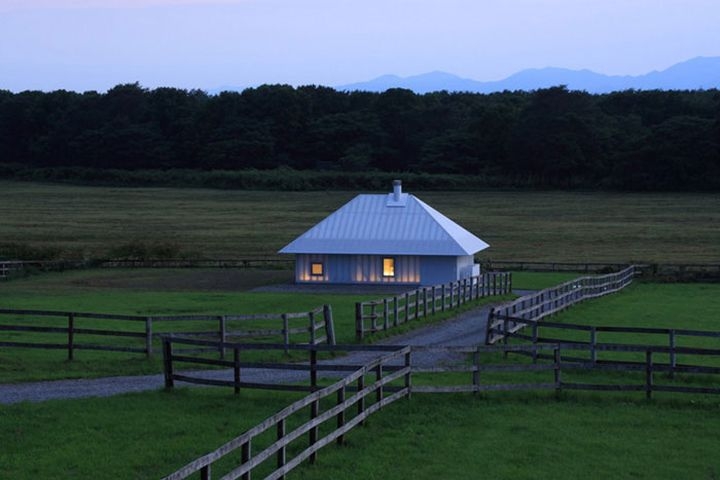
296;254;422;285
295;254;476;286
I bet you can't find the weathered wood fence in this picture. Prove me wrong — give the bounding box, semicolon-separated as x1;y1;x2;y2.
0;305;335;360
161;337;720;479
487;314;720;371
162;342;411;480
0;260;26;280
486;266;636;344
485;260;720;279
411;342;720;398
355;271;512;341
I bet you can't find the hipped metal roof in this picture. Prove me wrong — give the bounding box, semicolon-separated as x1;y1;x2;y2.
279;193;489;256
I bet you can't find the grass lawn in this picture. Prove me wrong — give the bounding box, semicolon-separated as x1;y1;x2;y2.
292;393;720;480
0;268;509;382
3;388;719;480
0;388;305;480
2;181;720;263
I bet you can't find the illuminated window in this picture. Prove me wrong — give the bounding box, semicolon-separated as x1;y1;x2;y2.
383;257;395;277
311;262;324;276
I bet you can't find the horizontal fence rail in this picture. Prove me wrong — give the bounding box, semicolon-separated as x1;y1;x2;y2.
355;271;512;341
488;314;720;372
0;305;335;360
162;337;720;479
484;260;720;279
162;342;411;480
486;266;636;345
410;342;720;398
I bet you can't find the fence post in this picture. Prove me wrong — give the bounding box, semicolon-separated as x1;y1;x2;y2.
200;465;211;480
234;347;241;394
669;329;676;379
449;282;454;308
241;440;251;480
309;310;316;345
503;317;509;358
376;364;383;404
370;302;377;331
323;304;336;345
277;418;286;476
472;346;480;393
310;347;318;392
531;323;538;364
355;303;364;341
357;375;365;425
67;313;75;361
162;337;174;389
282;313;290;354
441;284;446;312
219;315;227;359
554;346;562;396
423;288;428;318
144;316;153;358
645;350;653;400
393;296;399;327
590;327;597;364
404;292;410;322
431;286;437;314
405;349;412;399
309;395;319;464
337;386;346;445
485;308;495;345
383;298;389;330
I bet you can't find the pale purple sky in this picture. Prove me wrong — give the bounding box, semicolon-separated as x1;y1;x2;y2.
1;0;719;92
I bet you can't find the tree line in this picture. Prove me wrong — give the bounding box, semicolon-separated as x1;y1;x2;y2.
0;83;718;190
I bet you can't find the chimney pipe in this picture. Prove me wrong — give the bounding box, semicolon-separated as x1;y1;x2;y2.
392;180;402;201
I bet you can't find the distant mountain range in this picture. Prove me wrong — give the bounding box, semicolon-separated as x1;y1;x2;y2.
335;57;720;94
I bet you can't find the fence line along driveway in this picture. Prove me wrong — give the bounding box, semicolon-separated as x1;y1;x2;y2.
0;303;496;405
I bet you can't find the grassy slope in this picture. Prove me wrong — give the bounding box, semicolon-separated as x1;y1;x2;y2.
2;181;720;262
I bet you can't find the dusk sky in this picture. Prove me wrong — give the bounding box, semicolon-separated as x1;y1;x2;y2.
1;0;719;92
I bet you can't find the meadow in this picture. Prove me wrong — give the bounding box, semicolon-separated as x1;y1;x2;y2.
2;180;720;263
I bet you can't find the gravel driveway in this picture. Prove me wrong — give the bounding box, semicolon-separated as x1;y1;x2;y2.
0;302;501;405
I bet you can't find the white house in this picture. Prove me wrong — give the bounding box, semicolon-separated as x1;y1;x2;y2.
279;180;489;286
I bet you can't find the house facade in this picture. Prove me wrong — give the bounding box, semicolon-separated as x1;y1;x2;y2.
279;181;489;286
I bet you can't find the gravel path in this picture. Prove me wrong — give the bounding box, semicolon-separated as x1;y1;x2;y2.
0;301;504;405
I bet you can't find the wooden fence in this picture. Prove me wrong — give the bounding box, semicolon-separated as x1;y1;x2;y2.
485;266;636;345
411;342;720;398
0;260;27;280
161;338;720;479
484;260;720;279
355;271;512;341
0;305;335;360
162;341;411;480
487;314;720;370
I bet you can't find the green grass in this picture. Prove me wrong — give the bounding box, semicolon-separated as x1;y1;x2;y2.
0;268;508;382
3;388;719;480
2;180;720;263
292;393;720;480
0;388;305;480
510;271;581;290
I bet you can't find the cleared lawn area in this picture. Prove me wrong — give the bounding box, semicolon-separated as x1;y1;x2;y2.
0;268;507;382
292;393;720;480
2;181;719;263
0;388;305;480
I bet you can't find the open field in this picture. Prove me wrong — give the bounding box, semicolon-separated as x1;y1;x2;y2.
2;180;720;263
2;387;718;480
0;268;507;382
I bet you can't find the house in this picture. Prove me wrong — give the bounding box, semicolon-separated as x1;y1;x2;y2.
279;180;489;286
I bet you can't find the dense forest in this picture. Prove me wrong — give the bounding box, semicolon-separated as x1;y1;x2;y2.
0;84;718;190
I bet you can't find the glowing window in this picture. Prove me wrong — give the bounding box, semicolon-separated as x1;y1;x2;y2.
383;257;395;277
311;262;324;276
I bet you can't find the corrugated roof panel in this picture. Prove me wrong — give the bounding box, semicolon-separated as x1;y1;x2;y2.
279;193;489;256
